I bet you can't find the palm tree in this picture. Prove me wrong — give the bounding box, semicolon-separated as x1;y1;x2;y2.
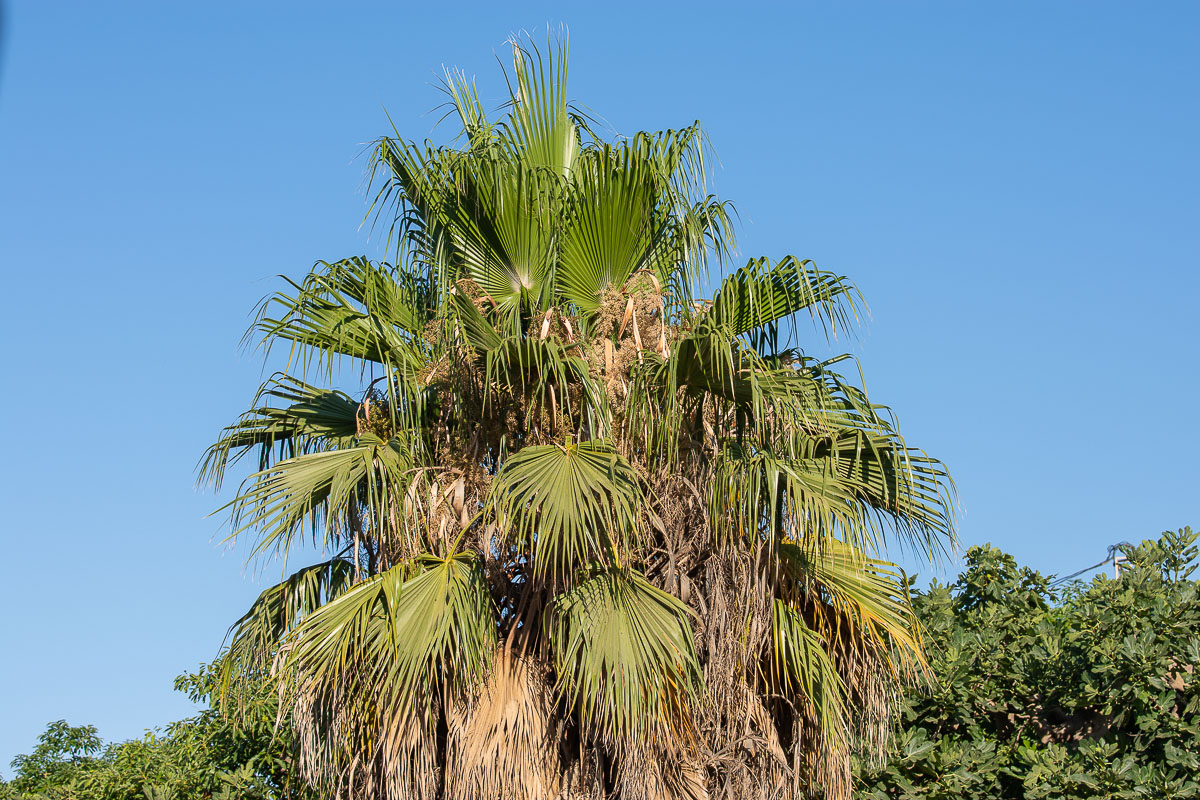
202;34;955;800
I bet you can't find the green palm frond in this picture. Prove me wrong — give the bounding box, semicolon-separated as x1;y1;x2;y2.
450;290;505;351
755;354;887;430
768;360;955;553
224;433;414;565
668;326;757;403
771;598;848;737
708;443;867;547
446;159;560;316
621;328;747;457
280;552;496;718
824;430;956;563
198;374;359;489
708;431;954;561
676;195;737;291
437;66;494;149
217;556;356;704
488;440;642;579
778;538;923;669
253;257;430;376
502;34;579;179
276;553;495;798
705;256;862;343
366;136;462;273
557;147;661;312
450;289;606;431
631;121;734;306
549;567;702;741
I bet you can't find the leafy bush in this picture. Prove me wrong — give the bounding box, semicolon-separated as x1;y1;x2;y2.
1;666;313;800
857;527;1200;799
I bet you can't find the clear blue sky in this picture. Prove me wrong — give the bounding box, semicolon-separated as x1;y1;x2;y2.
1;0;1197;770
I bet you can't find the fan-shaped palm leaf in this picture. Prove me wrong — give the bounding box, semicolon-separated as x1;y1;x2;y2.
280;552;496;716
217;556;356;714
488;439;642;579
253;257;429;376
502;35;579;178
705;256;862;344
771;599;849;750
280;553;495;798
557;147;660;312
778;538;923;668
224;433;414;564
198;374;359;488
549;567;702;741
446;159;560;316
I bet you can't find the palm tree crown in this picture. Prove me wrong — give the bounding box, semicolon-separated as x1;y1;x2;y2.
202;34;956;800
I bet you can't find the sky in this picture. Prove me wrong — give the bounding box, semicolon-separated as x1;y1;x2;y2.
1;0;1197;771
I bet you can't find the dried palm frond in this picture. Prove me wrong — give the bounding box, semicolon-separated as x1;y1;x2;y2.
444;653;562;800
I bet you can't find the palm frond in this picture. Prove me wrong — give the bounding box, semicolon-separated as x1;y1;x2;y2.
280;552;496;798
771;599;848;742
198;373;359;489
366;135;461;274
450;290;504;351
705;256;862;344
488;440;642;579
252;257;430;377
216;556;356;713
223;433;414;566
486;337;608;435
824;429;957;563
708;443;867;548
281;552;496;715
446;159;560;315
708;431;955;563
437;66;495;151
778;538;923;671
557;146;660;312
502;33;579;179
549;566;702;741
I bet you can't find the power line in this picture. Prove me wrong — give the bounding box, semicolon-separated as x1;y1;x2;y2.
1050;543;1133;587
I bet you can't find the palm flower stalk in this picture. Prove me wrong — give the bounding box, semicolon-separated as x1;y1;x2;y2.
202;34;956;800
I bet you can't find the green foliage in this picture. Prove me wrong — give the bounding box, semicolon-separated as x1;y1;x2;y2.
5;722;101;796
549;566;704;739
856;526;1200;799
1;666;315;800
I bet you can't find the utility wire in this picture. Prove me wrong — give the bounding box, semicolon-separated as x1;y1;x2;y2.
1050;543;1132;587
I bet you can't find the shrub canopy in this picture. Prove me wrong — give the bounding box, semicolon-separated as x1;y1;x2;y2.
858;527;1200;799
